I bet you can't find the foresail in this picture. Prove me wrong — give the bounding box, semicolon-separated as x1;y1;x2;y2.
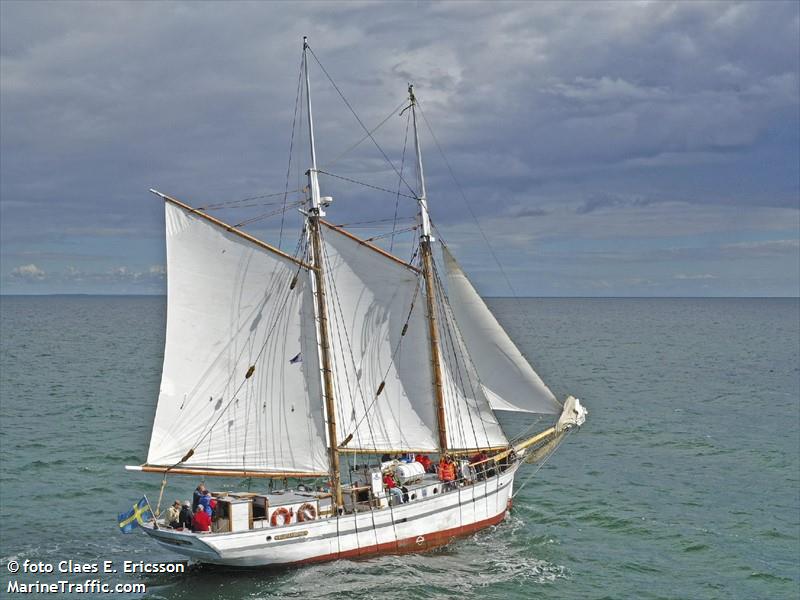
442;246;561;415
146;202;329;474
320;224;439;453
436;286;509;450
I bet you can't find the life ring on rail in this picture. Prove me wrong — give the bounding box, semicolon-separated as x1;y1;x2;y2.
270;507;292;527
297;503;317;522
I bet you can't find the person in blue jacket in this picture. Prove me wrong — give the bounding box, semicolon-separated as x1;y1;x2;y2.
199;490;215;517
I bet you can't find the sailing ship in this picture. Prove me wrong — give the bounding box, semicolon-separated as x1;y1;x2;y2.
126;38;587;567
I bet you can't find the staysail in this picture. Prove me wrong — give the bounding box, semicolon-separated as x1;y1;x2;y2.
442;246;561;415
146;202;329;474
319;223;439;453
436;283;509;450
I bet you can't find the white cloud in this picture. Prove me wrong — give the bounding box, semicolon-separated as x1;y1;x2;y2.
10;263;46;279
674;273;718;280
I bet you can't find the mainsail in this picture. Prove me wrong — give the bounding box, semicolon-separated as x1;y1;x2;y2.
146;202;329;474
442;246;561;415
319;222;439;453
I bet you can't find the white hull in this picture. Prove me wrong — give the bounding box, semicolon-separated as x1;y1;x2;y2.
142;464;517;567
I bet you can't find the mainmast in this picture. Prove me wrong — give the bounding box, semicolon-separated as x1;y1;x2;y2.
409;84;448;452
303;37;343;510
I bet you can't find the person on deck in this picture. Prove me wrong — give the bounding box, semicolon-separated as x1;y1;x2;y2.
415;454;434;473
164;500;182;528
438;455;457;489
470;451;489;480
199;490;215;517
178;501;193;529
192;484;206;511
383;470;404;505
191;505;211;532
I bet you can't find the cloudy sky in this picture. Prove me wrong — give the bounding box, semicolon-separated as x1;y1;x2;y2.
2;0;798;296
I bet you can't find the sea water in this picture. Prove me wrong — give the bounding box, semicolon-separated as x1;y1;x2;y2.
1;296;798;599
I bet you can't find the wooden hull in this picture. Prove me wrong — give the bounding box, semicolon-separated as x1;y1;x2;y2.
142;464;517;567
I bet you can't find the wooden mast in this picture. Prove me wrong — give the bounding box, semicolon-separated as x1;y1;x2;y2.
409;84;448;452
303;37;343;511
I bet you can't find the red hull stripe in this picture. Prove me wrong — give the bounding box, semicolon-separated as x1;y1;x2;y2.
286;509;508;566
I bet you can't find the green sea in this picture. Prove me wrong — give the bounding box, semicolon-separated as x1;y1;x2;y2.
1;296;798;599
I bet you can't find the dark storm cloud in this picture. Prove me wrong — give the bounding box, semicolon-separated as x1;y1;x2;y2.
1;1;798;295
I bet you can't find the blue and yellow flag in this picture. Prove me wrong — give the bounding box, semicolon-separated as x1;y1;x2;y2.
117;496;154;534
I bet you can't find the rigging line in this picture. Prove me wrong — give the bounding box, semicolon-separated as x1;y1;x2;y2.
189;267;289;450
509;415;547;446
432;263;483;450
200;189;305;210
280;50;306;250
318;228;372;445
433;259;498;448
332;216;415;228
416;100;524;302
391;108;411;252
320;98;409;172
187;264;301;453
317;170;418;200
231;200;306;228
340;277;423;447
305;44;419;199
173;244;292;436
511;431;571;499
364;225;417;242
430;260;468;449
318;231;379;450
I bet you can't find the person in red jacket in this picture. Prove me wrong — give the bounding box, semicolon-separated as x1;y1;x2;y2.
438;455;457;489
383;470;404;505
415;454;434;473
191;505;211;533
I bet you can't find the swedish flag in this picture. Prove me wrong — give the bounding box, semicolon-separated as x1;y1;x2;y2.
117;496;154;534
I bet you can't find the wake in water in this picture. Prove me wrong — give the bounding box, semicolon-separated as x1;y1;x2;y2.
144;514;568;600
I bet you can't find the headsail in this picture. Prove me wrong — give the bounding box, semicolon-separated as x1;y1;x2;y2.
437;292;509;450
442;246;561;415
146;202;329;474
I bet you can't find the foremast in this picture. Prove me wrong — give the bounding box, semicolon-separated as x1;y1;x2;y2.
303;37;343;511
409;85;448;453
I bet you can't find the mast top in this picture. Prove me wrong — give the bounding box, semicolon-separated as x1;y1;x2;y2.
409;84;432;241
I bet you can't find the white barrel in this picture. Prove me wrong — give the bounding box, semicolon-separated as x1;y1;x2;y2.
393;461;425;484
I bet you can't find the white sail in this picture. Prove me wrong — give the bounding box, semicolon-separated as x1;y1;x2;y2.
146;202;329;474
320;223;439;452
436;291;509;450
442;246;561;415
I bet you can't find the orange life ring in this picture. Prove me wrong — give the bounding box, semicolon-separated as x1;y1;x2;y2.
297;503;317;522
270;507;292;527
